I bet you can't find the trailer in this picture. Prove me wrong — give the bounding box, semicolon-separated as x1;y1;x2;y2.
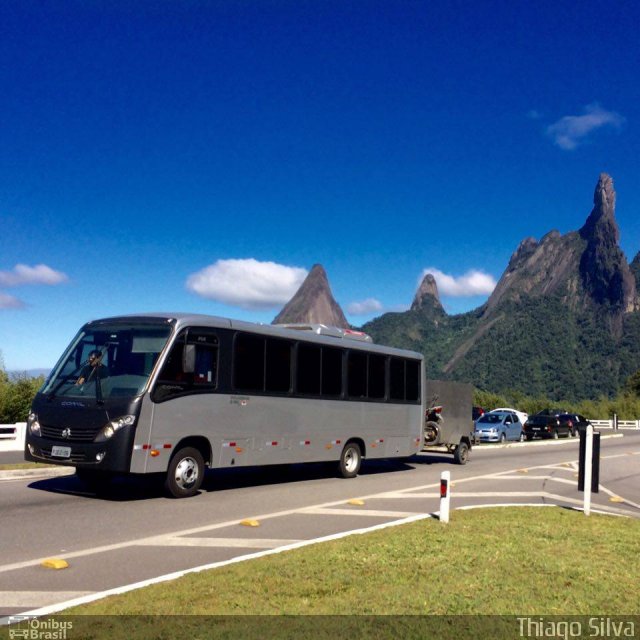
422;379;475;464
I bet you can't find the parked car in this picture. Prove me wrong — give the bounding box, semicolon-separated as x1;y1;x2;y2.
489;407;529;426
558;413;592;437
523;408;571;440
472;406;485;422
474;410;524;443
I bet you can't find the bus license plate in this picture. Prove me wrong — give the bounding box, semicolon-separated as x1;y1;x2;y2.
51;446;71;458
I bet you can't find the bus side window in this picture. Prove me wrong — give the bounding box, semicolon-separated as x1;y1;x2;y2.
389;357;406;401
153;330;218;402
388;357;420;403
347;351;367;399
296;343;321;395
405;359;420;402
193;346;217;385
233;333;265;392
321;346;343;396
368;354;386;399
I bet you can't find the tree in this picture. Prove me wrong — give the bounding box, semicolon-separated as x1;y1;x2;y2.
0;351;9;423
624;370;640;397
0;351;44;423
3;374;43;423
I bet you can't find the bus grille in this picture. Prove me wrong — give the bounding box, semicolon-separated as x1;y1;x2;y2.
40;424;100;442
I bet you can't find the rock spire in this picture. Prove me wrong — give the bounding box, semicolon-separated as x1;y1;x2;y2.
579;173;636;312
272;264;349;328
411;273;444;313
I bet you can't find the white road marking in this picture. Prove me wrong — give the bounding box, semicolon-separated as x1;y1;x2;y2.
597;485;640;510
301;507;421;518
487;476;577;485
136;536;301;548
0;591;92;608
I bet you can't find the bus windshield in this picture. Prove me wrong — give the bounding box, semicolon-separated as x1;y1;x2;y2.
42;321;173;401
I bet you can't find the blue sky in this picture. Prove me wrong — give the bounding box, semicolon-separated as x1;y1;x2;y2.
2;0;640;370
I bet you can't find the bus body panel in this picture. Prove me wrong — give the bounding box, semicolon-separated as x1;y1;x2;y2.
26;313;424;484
143;393;422;473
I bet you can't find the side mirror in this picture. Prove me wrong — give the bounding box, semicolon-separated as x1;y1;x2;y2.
183;344;196;373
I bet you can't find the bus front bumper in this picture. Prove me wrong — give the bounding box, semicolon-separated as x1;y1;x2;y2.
24;436;132;473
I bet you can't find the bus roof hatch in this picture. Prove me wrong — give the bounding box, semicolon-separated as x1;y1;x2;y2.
275;324;373;343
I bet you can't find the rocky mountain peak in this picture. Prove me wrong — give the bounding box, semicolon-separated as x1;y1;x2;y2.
578;173;636;312
272;264;349;328
411;273;444;313
482;173;636;318
580;173;618;242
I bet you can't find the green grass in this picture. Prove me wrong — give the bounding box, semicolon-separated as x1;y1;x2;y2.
67;507;638;616
5;507;638;640
0;461;55;470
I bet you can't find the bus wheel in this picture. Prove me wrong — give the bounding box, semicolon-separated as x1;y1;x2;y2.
338;442;362;478
453;441;469;465
165;447;204;498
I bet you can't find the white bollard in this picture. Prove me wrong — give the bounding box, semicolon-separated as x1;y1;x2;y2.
584;424;593;517
440;470;450;523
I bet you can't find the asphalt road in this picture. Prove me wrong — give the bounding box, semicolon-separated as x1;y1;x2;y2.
1;431;639;619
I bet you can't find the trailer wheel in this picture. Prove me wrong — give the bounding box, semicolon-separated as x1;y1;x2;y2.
165;447;204;498
338;442;362;478
453;441;469;465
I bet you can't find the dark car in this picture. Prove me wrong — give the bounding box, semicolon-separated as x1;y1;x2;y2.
523;408;572;440
559;413;592;437
472;406;485;421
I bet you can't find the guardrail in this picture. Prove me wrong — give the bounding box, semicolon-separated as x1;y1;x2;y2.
589;418;640;430
0;423;26;452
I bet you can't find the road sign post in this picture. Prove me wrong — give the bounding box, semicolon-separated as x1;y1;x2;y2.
440;471;450;523
578;425;600;516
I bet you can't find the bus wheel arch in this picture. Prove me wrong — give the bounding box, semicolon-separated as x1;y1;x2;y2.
172;436;212;466
338;439;364;479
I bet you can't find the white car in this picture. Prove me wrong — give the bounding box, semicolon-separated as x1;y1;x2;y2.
490;407;528;426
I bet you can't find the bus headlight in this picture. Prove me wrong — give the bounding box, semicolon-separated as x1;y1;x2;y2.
28;413;41;437
95;415;136;442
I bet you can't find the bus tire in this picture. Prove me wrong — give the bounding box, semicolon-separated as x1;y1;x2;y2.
165;447;205;498
453;441;469;465
338;442;362;478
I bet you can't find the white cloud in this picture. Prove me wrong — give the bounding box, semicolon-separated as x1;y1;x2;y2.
186;258;308;310
546;104;625;150
347;298;383;315
420;268;496;297
0;292;25;309
0;264;68;287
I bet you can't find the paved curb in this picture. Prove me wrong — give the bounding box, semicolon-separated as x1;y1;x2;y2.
473;432;624;451
0;467;75;480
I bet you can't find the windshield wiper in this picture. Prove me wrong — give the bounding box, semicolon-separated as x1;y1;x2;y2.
94;370;104;405
46;362;86;401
